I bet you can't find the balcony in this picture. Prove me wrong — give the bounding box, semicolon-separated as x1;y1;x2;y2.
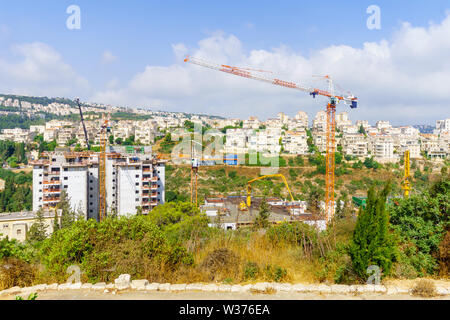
43;179;60;185
43;197;60;202
43;188;61;194
151;192;158;198
150;184;158;190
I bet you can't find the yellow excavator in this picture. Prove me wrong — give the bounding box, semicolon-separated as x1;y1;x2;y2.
239;174;295;210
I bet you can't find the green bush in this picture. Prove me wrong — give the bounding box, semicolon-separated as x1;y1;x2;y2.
243;261;259;280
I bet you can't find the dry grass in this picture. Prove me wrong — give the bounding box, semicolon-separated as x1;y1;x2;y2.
0;258;36;290
411;279;437;297
189;232;317;284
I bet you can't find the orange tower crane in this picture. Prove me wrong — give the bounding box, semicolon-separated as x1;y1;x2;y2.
98;113;110;222
184;56;358;221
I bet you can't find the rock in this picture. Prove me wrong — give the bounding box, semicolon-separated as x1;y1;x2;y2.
159;283;171;291
68;282;82;290
436;287;448;296
106;283;115;289
1;286;21;296
202;284;219;292
28;284;46;292
57;283;71;290
252;282;270;291
92;282;106;291
292;284;309;293
396;287;410;294
330;284;351;294
170;284;187;291
145;283;160;291
386;286;398;295
217;284;232;292
274;283;292;292
186;283;203;291
46;283;58;290
81;283;93;290
131;280;149;290
241;284;253;292
114;274;131;288
374;285;387;293
230;285;244;293
315;284;332;294
103;289;109;293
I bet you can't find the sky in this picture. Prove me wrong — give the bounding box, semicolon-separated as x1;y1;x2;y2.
0;1;449;125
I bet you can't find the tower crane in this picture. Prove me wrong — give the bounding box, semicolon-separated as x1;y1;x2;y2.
75;98;90;150
184;56;358;221
98;113;110;221
402;150;411;198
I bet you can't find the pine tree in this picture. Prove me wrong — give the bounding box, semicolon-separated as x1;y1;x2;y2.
27;208;47;242
348;182;397;281
58;190;75;229
254;197;271;229
53;210;60;231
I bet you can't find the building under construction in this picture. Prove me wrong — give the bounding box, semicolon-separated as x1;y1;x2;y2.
31;147;165;220
201;196;327;231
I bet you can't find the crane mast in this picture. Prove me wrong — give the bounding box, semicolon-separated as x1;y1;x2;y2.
75;98;90;150
184;56;358;222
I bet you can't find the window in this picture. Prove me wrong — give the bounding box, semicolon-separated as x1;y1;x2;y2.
135;175;139;178
90;209;93;213
112;172;115;175
90;180;93;183
64;168;68;171
112;187;115;190
39;181;42;185
90;202;93;206
90;187;93;191
90;195;93;198
135;191;139;194
112;179;115;183
64;185;68;188
90;172;93;176
135;198;139;201
135;182;139;186
17;229;21;235
64;177;68;180
39;174;42;177
3;224;8;228
112;194;115;197
39;189;42;192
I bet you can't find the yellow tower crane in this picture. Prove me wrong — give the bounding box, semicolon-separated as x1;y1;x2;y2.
402;150;411;197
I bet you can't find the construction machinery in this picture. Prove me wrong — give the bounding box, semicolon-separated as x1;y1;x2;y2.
240;173;295;210
98;113;110;222
184;56;357;221
75;98;90;150
402;150;411;197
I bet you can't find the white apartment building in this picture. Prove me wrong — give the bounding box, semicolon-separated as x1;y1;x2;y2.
57;127;75;146
356;120;370;130
248;128;281;154
282;131;308;154
335;112;352;129
0;128;35;143
312;111;327;132
341;133;368;157
369;135;395;160
435;118;450;134
277;112;289;124
294;111;309;128
225;128;251;154
243;117;261;129
376;121;391;130
31;148;165;220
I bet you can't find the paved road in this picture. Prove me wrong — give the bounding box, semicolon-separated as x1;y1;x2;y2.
3;289;448;300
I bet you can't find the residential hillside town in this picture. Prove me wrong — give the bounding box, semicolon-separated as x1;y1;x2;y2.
1;94;449;162
0;93;449;241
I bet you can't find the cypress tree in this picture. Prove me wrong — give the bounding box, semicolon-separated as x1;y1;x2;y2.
348;182;397;281
27;208;48;242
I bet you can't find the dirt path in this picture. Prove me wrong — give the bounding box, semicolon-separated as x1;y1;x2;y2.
3;289;448;300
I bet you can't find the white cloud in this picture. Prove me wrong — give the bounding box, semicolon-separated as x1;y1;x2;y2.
92;13;450;124
101;50;117;65
0;42;89;97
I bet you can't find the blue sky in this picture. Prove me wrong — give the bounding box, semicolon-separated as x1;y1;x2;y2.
0;1;449;124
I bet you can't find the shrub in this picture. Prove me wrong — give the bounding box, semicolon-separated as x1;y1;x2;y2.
243;261;259;280
411;279;437;297
0;257;36;290
263;264;287;282
200;248;240;282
